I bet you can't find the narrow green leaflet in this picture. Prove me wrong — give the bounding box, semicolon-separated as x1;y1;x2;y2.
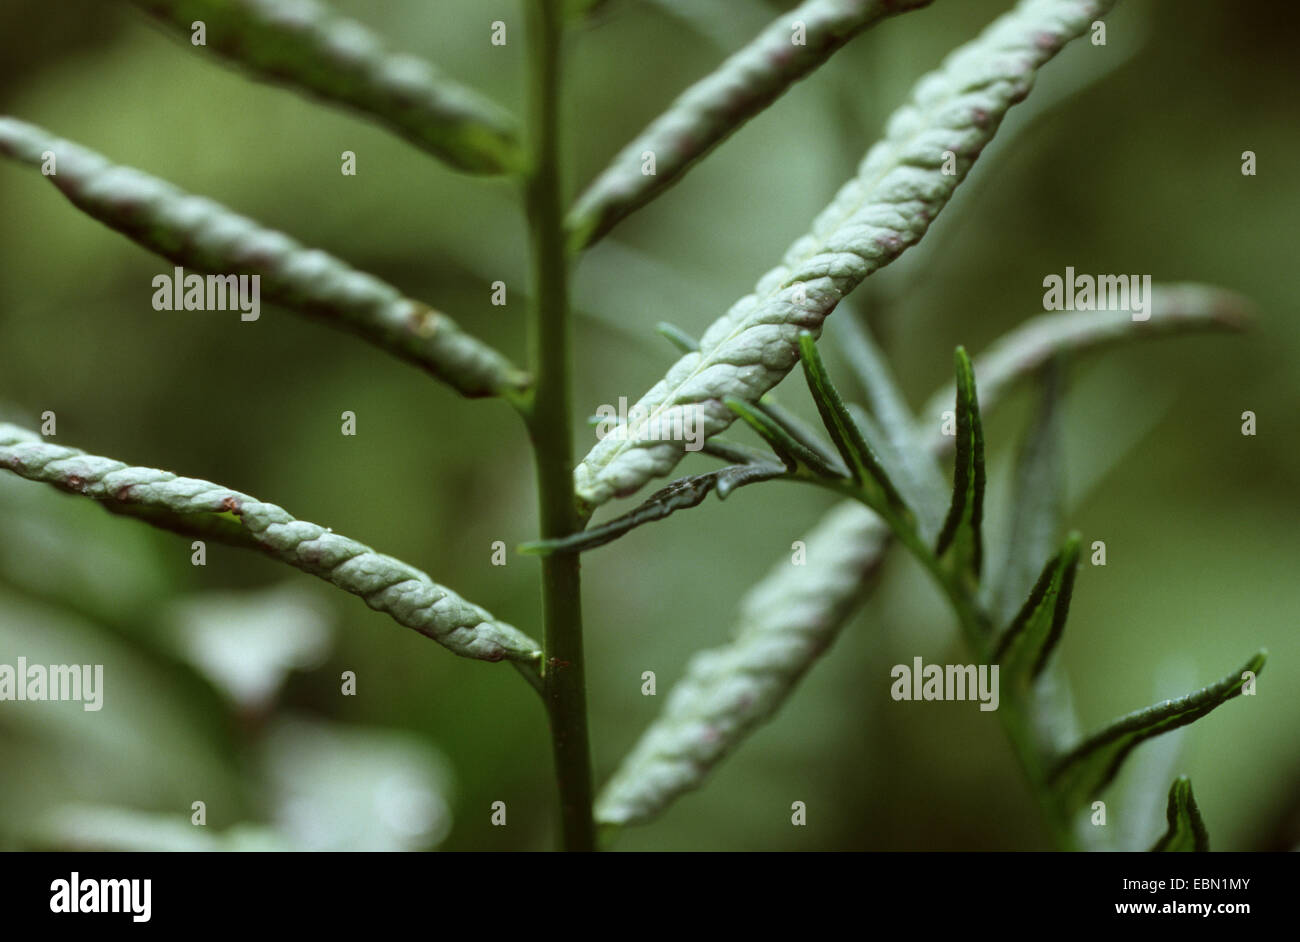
127;0;522;174
992;365;1065;623
658;322;842;467
1049;653;1266;811
701;436;780;467
535;342;904;554
573;0;1115;508
0;423;542;667
920;285;1251;456
756;398;845;474
725;398;844;479
520;462;786;556
566;0;935;248
798;333;908;516
601;276;1251;829
1150;777;1210;852
993;534;1080;684
656;321;701;354
595;501;890;825
832;307;948;538
0;118;526;400
848;402;944;544
935;347;986;580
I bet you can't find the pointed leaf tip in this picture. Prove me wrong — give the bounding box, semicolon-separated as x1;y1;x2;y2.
1051;652;1266;810
935;346;986;579
798;332;909;517
725;397;842;479
1151;776;1210;852
995;532;1081;682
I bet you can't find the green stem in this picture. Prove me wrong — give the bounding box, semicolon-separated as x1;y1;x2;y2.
821;479;1074;849
523;0;596;853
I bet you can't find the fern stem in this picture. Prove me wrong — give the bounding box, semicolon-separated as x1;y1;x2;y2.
825;480;1081;847
884;517;1076;846
524;0;596;852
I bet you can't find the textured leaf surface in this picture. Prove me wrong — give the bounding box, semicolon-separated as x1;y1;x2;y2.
566;0;935;248
598;278;1248;828
573;0;1115;508
1150;776;1210;852
1049;653;1265;810
595;501;889;825
0;118;526;400
127;0;522;173
0;423;541;665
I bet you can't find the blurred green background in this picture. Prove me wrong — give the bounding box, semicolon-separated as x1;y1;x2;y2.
1;0;1296;851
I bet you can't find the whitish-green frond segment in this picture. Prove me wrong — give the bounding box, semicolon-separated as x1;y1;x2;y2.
573;0;1117;508
0;117;526;400
597;272;1250;827
0;424;541;666
600;272;1250;827
566;0;935;248
920;284;1251;454
126;0;522;174
595;502;888;825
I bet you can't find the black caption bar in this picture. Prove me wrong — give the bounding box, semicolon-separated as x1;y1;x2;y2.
1;851;1292;929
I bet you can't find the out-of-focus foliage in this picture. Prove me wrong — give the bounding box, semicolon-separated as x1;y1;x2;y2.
0;0;1296;850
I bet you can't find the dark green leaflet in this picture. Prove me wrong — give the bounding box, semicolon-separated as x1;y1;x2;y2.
520;462;787;556
935;347;987;579
798;332;910;518
993;534;1081;683
1049;653;1266;810
1150;777;1210;852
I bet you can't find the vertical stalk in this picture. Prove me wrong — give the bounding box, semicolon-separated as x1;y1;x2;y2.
889;521;1072;847
523;0;596;852
851;493;1076;849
